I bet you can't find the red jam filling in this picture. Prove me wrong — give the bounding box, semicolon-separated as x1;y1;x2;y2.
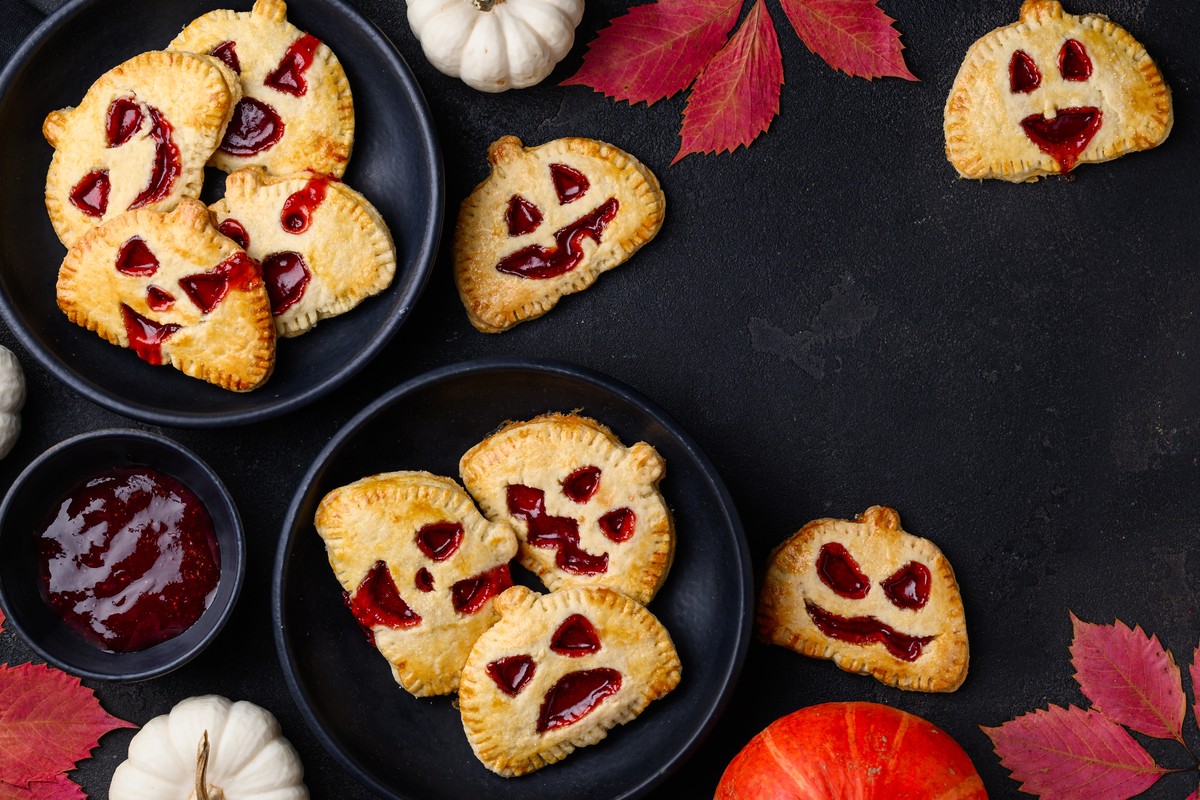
1020;107;1102;173
415;567;434;592
146;286;175;311
451;564;512;615
106;97;142;147
598;508;635;542
550;163;590;204
487;655;536;697
265;33;321;96
128;108;180;211
805;601;933;662
816;542;870;599
507;485;608;575
506;195;543;236
1009;50;1041;94
261;251;310;315
179;252;259;315
210;41;241;74
537;669;622;732
550;614;601;656
496;198;619;280
218;218;250;250
220;98;284;157
347;561;421;645
1059;39;1092;81
882;561;931;610
115;237;159;276
280;177;328;234
70;171;110;217
120;303;180;365
416;521;464;561
562;466;601;503
35;467;220;653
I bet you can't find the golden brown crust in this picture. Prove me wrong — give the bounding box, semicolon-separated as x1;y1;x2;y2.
459;413;674;604
944;0;1172;181
454;136;665;333
757;506;969;693
459;585;681;777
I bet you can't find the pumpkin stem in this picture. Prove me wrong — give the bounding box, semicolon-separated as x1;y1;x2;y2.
190;731;227;800
471;0;502;10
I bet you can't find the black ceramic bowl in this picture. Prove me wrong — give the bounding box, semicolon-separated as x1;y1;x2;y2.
274;358;752;800
0;0;441;426
0;429;245;681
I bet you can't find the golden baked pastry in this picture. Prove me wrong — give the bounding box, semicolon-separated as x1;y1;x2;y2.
757;506;968;693
945;0;1172;181
454;136;665;332
314;471;518;696
460;414;674;605
169;0;354;177
43;50;240;248
210;168;395;337
56;199;275;391
459;585;681;776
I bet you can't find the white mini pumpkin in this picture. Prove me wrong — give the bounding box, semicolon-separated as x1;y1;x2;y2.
0;345;25;459
406;0;585;92
109;696;308;800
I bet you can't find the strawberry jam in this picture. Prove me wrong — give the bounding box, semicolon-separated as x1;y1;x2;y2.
36;467;220;653
507;484;608;575
106;97;142;147
218;218;250;250
496;198;619;280
115;237;159;276
120;304;180;365
506;195;542;236
550;163;590;204
805;602;933;662
598;508;635;542
146;286;175;311
882;562;931;610
1020;107;1102;174
416;522;463;561
128;108;180;210
261;251;310;314
220;98;284;156
562;466;600;503
346;561;420;645
451;564;512;615
816;542;871;599
280;177;328;234
488;655;536;696
537;669;622;732
550;614;601;656
70;171;109;217
179;252;259;315
265;34;321;96
210;41;241;74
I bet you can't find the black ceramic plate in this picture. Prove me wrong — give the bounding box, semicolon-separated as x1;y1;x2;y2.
274;359;752;800
0;0;441;426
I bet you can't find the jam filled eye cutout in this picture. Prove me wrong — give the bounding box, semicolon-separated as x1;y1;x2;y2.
1009;50;1042;94
265;34;321;97
816;542;871;599
220;98;284;157
179;252;259;315
1059;39;1093;81
416;521;464;561
106;97;142;147
881;562;932;610
261;251;311;315
450;564;512;615
550;163;589;204
346;560;421;645
115;237;158;276
415;567;434;592
561;466;601;503
146;286;174;311
506;196;543;237
598;508;635;542
218;218;250;250
210;41;241;74
70;170;110;217
550;614;601;656
488;655;537;697
280;177;329;234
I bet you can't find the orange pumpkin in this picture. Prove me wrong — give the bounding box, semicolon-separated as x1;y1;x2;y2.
715;702;987;799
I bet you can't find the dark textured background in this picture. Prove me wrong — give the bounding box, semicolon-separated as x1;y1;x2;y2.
2;0;1198;796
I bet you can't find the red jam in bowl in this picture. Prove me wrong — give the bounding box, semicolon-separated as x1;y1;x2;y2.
35;467;221;653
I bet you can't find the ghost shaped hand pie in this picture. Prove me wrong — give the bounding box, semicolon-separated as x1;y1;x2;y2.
43;50;241;248
460;414;674;605
169;0;354;177
454;136;665;333
459;585;681;776
56;198;275;391
757;506;968;693
315;471;518;696
945;0;1172;181
210;168;396;337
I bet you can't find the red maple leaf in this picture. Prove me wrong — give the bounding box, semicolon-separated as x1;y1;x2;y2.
779;0;916;80
0;776;86;800
0;607;5;631
0;664;134;785
676;0;784;163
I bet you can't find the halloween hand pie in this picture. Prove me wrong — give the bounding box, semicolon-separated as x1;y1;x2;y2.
56;198;275;391
945;0;1172;181
169;0;354;177
757;506;969;693
210;168;396;336
43;50;240;248
314;471;519;696
454;136;665;332
459;585;681;776
460;414;674;605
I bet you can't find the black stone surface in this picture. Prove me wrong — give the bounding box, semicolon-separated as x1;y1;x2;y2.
2;0;1199;797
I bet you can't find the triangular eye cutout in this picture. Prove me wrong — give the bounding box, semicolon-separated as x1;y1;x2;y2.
1059;39;1093;81
506;195;543;237
1009;50;1041;94
550;163;590;204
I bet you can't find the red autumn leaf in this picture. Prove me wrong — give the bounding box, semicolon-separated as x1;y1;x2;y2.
0;777;86;800
0;663;134;785
982;704;1168;800
778;0;916;80
1191;642;1200;735
675;0;784;163
562;0;744;104
1070;613;1185;741
1188;792;1198;800
0;607;5;631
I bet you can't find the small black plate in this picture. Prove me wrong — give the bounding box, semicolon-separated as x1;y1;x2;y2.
0;0;441;426
274;359;752;800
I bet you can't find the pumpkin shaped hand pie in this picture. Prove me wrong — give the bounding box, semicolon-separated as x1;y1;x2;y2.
454;136;665;332
56;198;275;391
43;50;240;248
459;585;681;776
169;0;354;177
945;0;1172;181
757;506;968;693
314;471;518;696
460;413;674;605
210;168;396;337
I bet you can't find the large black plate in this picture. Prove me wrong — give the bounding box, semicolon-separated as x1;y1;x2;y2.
0;0;441;426
274;359;752;800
